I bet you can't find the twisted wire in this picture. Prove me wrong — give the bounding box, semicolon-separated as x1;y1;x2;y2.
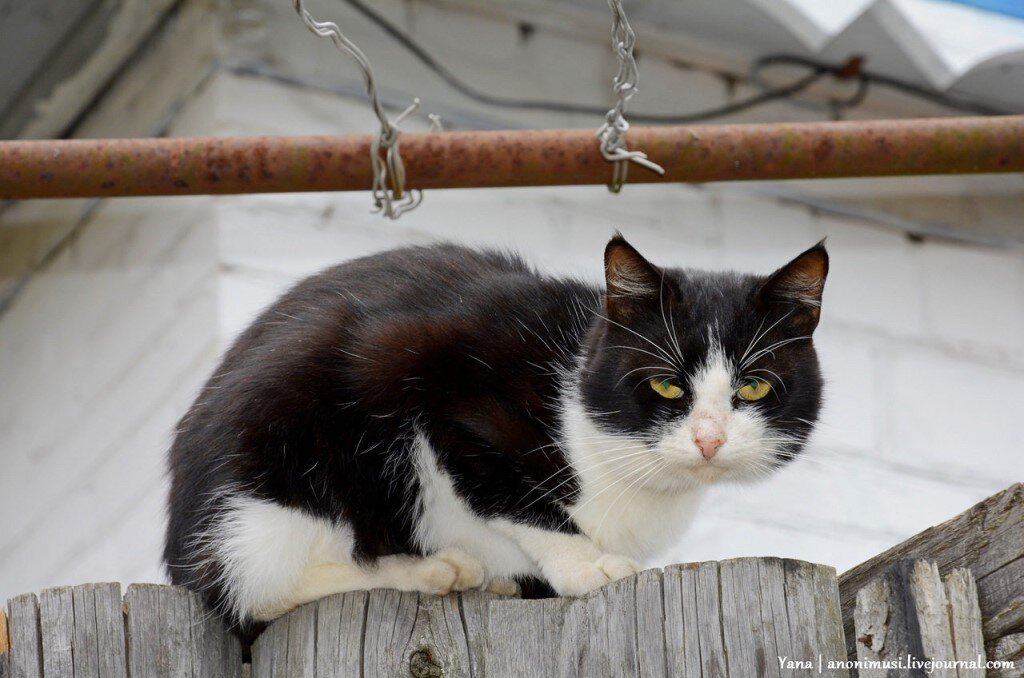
293;0;424;218
597;0;665;193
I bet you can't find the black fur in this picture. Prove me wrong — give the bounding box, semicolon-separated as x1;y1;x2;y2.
164;238;826;627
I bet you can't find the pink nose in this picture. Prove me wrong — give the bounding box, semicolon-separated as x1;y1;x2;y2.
695;436;724;460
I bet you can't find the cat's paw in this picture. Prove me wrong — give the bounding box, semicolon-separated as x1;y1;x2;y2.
416;549;486;595
548;554;642;597
485;578;521;597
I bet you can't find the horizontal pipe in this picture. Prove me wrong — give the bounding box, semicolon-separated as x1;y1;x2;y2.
1;116;1022;200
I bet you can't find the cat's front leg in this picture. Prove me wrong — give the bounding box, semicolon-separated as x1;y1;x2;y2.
494;521;641;596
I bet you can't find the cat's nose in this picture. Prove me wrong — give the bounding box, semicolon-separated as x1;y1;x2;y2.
694;435;724;460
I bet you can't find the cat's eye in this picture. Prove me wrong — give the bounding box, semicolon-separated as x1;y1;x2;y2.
737;379;772;401
649;378;683;399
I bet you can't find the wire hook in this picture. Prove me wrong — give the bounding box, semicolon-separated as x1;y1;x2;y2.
597;0;665;193
293;0;432;219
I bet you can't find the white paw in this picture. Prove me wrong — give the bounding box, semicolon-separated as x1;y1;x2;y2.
484;578;521;597
596;554;642;581
547;553;642;597
416;549;486;595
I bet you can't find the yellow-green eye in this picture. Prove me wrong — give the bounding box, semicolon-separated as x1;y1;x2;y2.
649;378;683;399
737;379;772;401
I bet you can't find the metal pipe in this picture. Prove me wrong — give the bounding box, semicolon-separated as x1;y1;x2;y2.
1;116;1022;200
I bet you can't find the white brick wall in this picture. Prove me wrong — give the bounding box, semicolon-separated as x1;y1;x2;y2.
1;0;1022;603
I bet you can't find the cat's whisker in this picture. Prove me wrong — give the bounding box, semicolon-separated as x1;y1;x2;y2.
591;458;667;541
517;446;654;512
738;309;795;368
592;311;680;368
741;335;812;370
658;274;686;367
616;365;677;388
608;344;678;369
562;457;661;530
631;372;677;392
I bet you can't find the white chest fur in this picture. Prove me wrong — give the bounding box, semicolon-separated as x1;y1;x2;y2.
561;394;704;560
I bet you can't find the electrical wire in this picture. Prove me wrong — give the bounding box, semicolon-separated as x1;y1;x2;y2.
337;0;1010;122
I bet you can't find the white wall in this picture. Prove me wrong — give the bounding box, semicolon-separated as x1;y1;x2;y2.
1;0;1022;603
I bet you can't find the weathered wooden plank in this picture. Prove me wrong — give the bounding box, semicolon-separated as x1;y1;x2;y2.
362;589;418;678
250;610;289;678
7;594;42;678
660;566;686;678
314;591;367;678
125;583;195;678
943;569;986;678
987;632;1023;678
69;584;126;678
634;569;667;678
694;562;727;678
853;578;888;678
91;584;127;678
839;484;1024;656
854;560;989;678
459;590;498;678
38;588;74;678
361;589;473;678
187;591;242;678
555;596;591;677
603;577;641;676
874;560;944;675
756;559;793;677
70;585;100;678
271;611;291;678
811;564;849;676
910;561;959;678
285;603;316;678
486;597;573;677
664;564;702;678
783;560;849;677
721;559;771;678
978;556;1024;639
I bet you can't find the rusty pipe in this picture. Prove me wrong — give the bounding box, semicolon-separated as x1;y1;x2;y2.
1;116;1022;200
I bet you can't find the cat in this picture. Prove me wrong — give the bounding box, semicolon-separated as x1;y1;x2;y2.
164;234;827;629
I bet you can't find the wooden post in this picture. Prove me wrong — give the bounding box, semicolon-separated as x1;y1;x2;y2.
838;484;1024;662
2;559;849;677
251;557;849;677
3;485;1020;677
853;560;986;677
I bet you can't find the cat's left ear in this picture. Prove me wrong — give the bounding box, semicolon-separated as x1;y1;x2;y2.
757;241;829;331
604;234;666;320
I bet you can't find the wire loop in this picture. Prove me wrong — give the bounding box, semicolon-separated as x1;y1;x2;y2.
597;0;665;193
293;0;426;219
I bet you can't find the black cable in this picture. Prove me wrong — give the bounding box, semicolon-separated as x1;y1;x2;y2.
754;55;1005;116
338;0;832;121
337;0;1011;121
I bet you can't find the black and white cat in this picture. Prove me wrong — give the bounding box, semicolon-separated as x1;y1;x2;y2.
164;235;827;628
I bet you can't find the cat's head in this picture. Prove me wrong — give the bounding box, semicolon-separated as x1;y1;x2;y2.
568;235;827;493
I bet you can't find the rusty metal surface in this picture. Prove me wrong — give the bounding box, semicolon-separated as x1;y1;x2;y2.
1;116;1022;200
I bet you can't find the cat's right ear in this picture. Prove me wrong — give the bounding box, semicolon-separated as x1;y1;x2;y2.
757;241;829;332
604;235;665;320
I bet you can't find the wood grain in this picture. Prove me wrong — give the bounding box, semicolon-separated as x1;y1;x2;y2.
7;594;42;678
944;569;986;678
853;560;989;678
249;559;847;677
0;558;855;676
39;587;74;678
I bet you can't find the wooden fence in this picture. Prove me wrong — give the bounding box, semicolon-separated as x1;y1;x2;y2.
1;483;1021;677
